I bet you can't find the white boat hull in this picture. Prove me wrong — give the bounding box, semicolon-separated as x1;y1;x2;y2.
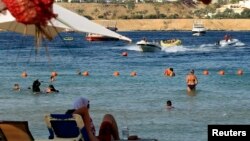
192;32;205;36
136;40;161;52
218;39;245;47
192;20;206;36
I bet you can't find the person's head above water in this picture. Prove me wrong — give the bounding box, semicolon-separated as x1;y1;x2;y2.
190;69;194;74
166;100;172;106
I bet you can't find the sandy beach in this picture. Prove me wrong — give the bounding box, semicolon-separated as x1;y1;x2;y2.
94;19;250;31
56;3;250;31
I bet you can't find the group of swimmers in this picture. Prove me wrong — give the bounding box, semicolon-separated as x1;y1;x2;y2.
13;68;198;95
13;77;59;94
32;79;59;93
164;68;198;110
165;68;198;92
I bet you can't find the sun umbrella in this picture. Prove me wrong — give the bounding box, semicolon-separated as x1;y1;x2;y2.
53;4;132;42
0;2;131;42
0;10;70;39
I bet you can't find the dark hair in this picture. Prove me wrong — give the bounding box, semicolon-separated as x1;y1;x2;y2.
169;68;173;71
65;109;75;115
166;100;172;106
190;69;194;74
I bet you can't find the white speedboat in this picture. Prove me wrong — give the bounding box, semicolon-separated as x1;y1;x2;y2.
218;38;245;47
136;40;161;52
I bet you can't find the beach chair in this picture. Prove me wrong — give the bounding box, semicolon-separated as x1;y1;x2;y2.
44;114;89;141
0;121;34;141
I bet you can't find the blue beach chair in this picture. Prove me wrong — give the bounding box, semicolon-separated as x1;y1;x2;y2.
44;114;89;141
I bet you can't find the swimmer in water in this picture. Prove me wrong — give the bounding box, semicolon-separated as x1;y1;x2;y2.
186;69;198;92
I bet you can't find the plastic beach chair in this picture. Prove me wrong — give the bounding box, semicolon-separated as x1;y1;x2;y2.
44;114;89;141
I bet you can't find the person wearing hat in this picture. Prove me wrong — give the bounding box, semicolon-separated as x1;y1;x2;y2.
186;69;198;92
66;97;120;141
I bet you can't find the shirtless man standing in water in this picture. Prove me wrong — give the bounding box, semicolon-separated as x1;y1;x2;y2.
186;69;198;92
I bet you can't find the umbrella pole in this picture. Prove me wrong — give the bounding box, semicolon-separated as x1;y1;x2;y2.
36;24;53;41
35;28;40;54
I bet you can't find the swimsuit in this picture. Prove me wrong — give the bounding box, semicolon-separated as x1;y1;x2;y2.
188;84;196;90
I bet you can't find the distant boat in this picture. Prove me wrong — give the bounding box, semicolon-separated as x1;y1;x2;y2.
192;20;206;36
218;38;240;47
85;26;119;41
64;28;75;33
217;35;245;47
136;39;161;52
85;33;119;41
63;36;74;41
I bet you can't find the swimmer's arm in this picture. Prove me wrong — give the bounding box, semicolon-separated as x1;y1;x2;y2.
195;76;198;84
186;76;189;83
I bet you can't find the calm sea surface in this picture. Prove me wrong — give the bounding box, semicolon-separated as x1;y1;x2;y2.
0;31;250;141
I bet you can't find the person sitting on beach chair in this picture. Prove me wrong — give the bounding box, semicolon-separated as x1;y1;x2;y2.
44;113;89;141
66;97;122;141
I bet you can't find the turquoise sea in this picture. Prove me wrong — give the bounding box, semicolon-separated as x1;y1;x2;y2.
0;31;250;141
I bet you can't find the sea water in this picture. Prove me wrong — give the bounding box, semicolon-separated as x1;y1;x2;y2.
0;31;250;141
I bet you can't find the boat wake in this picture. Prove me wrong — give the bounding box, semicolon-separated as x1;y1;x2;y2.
162;44;217;53
161;45;189;53
125;44;215;53
125;44;142;51
123;42;247;53
233;42;246;47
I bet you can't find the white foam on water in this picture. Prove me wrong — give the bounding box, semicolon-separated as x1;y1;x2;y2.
124;44;142;52
161;45;189;53
162;43;217;53
233;42;246;47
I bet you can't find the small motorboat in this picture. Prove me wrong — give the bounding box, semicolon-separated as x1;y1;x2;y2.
85;33;119;41
218;39;245;47
160;39;182;48
85;25;119;41
217;36;245;47
218;38;239;46
136;40;161;52
63;37;74;41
